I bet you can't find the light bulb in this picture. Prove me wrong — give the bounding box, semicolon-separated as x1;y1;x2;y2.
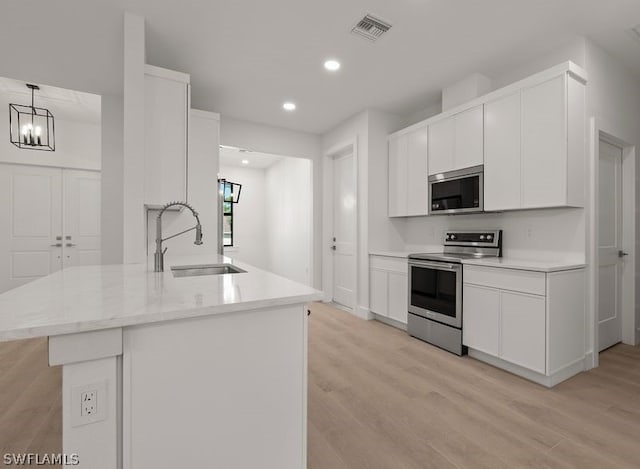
35;126;42;136
283;102;296;111
324;60;341;71
21;125;28;135
241;159;249;165
27;123;33;131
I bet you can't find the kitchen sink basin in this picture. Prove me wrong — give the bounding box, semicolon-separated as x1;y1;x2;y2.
170;263;247;278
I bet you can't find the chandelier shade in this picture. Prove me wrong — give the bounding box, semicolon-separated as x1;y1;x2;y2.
9;84;55;151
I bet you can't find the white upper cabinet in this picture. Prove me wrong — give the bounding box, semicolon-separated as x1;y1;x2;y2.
484;92;521;211
406;127;429;216
144;65;190;207
390;62;586;216
428;105;483;175
484;73;585;211
454;105;484;170
388;126;428;217
426;118;454;175
521;75;570;208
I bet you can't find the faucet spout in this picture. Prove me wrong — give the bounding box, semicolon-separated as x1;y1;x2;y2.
154;201;204;272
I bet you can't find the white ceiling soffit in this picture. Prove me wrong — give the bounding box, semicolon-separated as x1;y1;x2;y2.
0;76;101;124
219;146;284;169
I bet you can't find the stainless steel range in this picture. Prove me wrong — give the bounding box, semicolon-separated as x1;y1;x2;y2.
407;230;502;355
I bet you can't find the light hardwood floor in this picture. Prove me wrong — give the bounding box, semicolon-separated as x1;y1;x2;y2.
2;303;640;468
308;302;640;469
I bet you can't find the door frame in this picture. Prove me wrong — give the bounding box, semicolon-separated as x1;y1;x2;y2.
588;117;637;368
322;138;360;313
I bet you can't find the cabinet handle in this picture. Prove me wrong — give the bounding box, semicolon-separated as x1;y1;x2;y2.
50;243;62;247
66;243;77;247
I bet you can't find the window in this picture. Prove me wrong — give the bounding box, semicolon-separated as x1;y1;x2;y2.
223;182;234;247
220;179;242;247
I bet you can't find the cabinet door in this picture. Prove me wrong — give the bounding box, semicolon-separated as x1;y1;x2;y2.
144;73;189;205
521;76;567;208
454;105;484;170
500;291;546;373
462;284;500;356
428;117;455;175
388;271;408;324
388;136;408;217
370;269;388;316
484;93;521;211
406;127;428;216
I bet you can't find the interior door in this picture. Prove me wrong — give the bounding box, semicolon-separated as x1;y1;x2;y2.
0;164;63;293
332;153;356;309
63;170;102;268
598;140;623;351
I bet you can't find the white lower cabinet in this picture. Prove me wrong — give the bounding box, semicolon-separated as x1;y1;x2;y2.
369;256;408;326
463;264;585;387
499;291;545;374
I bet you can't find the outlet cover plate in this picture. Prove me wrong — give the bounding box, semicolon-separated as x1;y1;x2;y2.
71;380;107;427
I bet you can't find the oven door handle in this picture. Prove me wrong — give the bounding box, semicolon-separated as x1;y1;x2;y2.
408;260;461;271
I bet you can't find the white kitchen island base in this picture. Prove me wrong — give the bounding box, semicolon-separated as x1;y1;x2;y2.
50;303;308;469
0;255;321;469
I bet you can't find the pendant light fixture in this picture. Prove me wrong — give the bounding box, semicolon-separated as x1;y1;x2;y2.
9;83;55;151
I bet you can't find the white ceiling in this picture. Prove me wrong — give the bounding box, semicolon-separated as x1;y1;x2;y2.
0;76;101;124
128;0;640;134
220;146;284;169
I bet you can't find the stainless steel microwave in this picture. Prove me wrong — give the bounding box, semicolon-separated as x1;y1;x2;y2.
428;165;483;214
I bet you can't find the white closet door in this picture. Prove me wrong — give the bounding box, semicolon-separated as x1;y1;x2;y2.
0;164;63;293
63;170;102;268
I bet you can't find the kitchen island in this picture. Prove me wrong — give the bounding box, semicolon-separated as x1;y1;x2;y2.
0;255;322;469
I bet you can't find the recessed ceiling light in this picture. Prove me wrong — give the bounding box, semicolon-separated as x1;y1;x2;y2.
241;159;249;165
283;101;296;111
324;59;341;71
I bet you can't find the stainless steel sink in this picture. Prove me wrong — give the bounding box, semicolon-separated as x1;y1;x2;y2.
170;263;247;278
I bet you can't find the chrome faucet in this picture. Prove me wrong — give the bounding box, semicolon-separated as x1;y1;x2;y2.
154;201;203;272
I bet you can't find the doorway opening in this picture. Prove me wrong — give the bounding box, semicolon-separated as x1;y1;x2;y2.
218;146;313;286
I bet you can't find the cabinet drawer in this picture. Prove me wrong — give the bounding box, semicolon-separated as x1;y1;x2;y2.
370;255;408;273
464;265;545;296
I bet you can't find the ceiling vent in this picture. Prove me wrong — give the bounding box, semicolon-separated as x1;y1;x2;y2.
351;14;392;42
627;25;640;44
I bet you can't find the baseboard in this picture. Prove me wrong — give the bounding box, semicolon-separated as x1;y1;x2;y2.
583;351;595;370
468;349;585;388
371;313;407;331
355;306;374;320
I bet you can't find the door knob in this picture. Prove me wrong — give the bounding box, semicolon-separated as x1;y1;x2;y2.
331;246;336;251
618;250;629;258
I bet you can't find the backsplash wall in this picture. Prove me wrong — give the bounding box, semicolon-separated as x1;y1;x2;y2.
402;207;585;262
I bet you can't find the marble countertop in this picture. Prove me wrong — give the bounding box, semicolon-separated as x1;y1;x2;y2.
0;255;323;342
462;257;586;273
369;251;414;258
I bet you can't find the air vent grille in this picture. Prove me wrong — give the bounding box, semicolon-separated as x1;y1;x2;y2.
351;14;391;42
628;25;640;44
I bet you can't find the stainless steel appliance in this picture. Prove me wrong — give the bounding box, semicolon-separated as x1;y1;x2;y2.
407;230;502;355
428;165;483;214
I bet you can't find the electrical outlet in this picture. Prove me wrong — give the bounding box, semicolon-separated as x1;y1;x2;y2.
71;380;107;427
81;389;97;417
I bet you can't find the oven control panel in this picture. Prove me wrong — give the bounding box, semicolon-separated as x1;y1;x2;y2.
443;230;501;247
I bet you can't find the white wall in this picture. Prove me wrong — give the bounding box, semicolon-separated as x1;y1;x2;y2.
0;101;101;171
265;157;312;285
220;116;322;288
219;165;268;270
584;40;640;346
0;1;126;265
